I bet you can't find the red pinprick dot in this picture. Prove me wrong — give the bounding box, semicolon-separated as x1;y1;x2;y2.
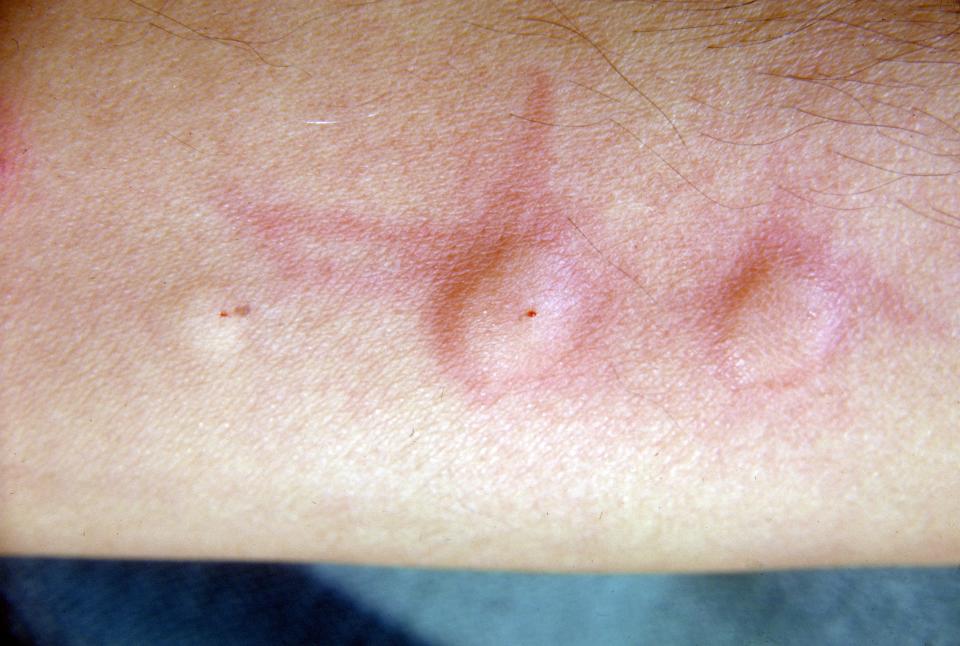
526;310;537;318
219;310;229;318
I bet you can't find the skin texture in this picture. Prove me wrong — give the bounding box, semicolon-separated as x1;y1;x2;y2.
219;75;930;431
218;73;638;411
1;1;959;570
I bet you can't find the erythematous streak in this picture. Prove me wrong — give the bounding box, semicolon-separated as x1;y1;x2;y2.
0;0;958;570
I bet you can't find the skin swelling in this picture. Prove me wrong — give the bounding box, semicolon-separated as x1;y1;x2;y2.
218;76;638;410
1;0;958;568
218;73;934;432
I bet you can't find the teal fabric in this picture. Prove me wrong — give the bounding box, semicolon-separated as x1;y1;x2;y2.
313;565;960;645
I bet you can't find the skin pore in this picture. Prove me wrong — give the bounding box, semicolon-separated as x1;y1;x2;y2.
1;1;958;570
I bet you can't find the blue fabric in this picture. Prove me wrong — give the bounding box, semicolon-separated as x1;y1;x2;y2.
1;558;430;646
3;558;960;645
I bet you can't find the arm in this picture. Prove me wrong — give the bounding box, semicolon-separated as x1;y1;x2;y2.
2;0;958;570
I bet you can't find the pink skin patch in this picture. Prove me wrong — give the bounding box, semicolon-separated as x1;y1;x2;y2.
214;72;926;417
0;98;26;213
705;220;856;390
218;74;638;407
426;186;627;404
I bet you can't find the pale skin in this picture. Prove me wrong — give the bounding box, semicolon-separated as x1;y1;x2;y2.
1;1;959;571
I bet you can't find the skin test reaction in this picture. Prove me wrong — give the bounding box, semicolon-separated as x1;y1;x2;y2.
217;72;927;429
